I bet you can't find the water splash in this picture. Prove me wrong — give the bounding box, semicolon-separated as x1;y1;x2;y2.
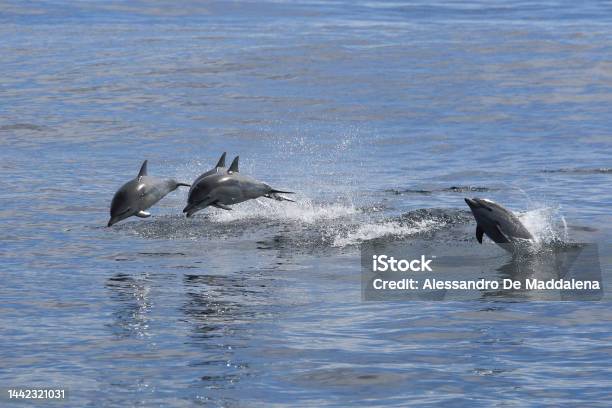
207;197;359;224
519;205;568;248
331;219;439;247
115;197;468;249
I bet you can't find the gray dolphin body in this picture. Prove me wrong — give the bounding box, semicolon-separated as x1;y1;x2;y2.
108;160;190;226
464;198;534;251
183;156;294;217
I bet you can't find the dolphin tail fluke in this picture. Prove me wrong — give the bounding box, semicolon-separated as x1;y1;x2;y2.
265;189;296;202
270;189;294;195
271;195;295;203
215;152;227;168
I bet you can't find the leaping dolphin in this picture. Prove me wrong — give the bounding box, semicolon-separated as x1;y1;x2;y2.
108;160;190;226
183;156;294;217
464;198;534;251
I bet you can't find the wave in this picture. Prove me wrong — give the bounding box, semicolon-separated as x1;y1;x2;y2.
386;186;499;195
542;168;612;174
0;123;46;132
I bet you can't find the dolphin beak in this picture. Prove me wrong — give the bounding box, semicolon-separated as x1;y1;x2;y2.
464;198;477;209
107;218;116;227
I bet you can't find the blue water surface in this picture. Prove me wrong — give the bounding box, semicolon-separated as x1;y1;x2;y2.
1;1;612;406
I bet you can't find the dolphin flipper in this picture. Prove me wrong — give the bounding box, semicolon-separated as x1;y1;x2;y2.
136;210;151;218
476;225;484;244
264;193;295;202
264;188;295;202
212;202;233;211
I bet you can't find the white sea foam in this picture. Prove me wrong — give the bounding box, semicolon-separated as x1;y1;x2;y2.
331;219;439;248
207;197;359;224
195;194;444;248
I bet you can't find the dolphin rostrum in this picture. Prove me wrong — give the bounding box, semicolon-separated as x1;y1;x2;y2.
183;155;294;217
108;160;190;226
464;198;534;251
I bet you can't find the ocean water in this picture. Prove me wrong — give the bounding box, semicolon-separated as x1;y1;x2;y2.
1;1;612;406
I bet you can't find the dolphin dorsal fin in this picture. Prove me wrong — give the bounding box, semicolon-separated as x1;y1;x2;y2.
138;160;148;180
228;156;239;173
215;152;226;168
